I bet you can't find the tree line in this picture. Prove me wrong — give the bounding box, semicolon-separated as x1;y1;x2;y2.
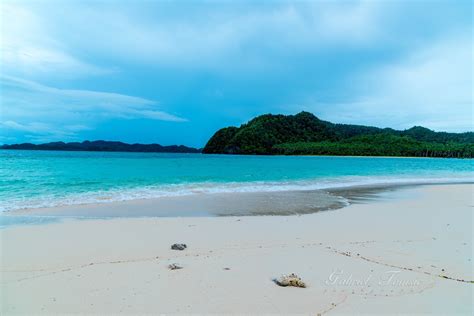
203;112;473;158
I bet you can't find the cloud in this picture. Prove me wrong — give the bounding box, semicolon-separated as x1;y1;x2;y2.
0;3;112;79
1;0;471;144
2;1;386;73
314;1;382;43
0;75;187;142
3;1;466;77
304;33;473;132
0;120;91;143
2;75;186;121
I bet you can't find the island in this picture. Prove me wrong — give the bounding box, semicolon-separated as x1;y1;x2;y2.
203;111;473;158
0;140;201;153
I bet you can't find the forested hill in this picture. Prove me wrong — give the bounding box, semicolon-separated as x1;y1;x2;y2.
0;140;201;153
203;112;474;158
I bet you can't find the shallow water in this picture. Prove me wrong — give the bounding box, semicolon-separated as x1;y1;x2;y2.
1;150;472;227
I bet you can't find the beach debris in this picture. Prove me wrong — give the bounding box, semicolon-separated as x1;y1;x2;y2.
168;263;183;270
171;243;187;251
274;273;307;288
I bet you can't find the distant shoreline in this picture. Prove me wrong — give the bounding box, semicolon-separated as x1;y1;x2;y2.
1;148;472;159
0;140;201;153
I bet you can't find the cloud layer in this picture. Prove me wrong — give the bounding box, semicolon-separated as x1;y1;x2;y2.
307;32;473;131
0;0;472;145
1;75;186;141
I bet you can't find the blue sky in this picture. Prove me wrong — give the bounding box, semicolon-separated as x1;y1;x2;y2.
0;0;472;147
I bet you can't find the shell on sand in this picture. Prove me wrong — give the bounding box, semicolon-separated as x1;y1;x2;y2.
274;273;307;288
171;243;187;250
168;263;183;270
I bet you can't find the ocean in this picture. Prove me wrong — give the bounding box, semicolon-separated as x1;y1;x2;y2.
1;150;472;227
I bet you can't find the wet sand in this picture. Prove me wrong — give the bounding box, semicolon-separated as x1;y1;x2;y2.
11;189;347;217
1;184;473;314
12;182;469;219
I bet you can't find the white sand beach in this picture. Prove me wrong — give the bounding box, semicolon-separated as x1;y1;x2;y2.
1;184;473;315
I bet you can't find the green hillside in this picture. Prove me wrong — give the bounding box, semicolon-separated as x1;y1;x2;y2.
203;112;473;158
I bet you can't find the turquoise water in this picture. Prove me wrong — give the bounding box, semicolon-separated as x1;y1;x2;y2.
0;150;473;226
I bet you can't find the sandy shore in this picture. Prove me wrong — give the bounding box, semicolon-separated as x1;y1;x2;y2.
1;184;473;314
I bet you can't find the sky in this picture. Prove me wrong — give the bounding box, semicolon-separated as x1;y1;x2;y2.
0;0;472;147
